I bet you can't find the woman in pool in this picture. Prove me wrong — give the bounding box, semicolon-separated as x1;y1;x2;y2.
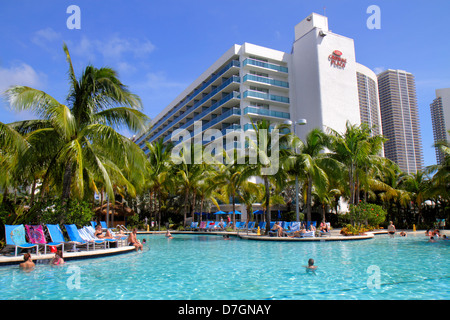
165;230;173;239
51;250;64;265
387;221;396;237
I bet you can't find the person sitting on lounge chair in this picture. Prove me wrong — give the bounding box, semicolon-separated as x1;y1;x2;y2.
94;224;114;239
320;221;329;232
128;228;143;251
272;222;283;237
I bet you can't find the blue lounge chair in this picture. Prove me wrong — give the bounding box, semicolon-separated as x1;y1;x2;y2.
79;227;107;249
247;221;256;232
100;221;108;229
256;221;266;232
4;225;39;256
235;222;245;230
284;222;300;237
90;221;97;228
85;226;117;248
187;222;198;230
64;224;91;251
45;224;67;254
205;221;217;231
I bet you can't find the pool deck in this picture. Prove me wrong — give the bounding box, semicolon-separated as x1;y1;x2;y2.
0;246;136;266
167;229;389;241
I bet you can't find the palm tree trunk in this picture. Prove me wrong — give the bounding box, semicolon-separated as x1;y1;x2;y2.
306;175;313;223
184;188;189;226
264;176;271;234
61;161;73;207
232;191;236;231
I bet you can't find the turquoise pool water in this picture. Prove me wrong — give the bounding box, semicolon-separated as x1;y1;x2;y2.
1;234;449;300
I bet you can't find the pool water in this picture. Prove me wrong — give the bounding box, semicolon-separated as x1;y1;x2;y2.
1;234;449;300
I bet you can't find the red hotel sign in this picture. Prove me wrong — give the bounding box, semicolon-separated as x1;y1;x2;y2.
328;50;347;69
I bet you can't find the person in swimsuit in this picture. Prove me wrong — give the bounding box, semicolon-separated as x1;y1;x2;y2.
304;258;318;274
387;221;396;237
128;228;143;251
19;253;35;270
95;224;114;239
51;250;64;265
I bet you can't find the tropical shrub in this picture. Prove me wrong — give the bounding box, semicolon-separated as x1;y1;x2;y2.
348;202;387;227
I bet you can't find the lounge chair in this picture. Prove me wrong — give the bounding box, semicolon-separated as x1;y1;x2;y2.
64;224;91;251
247;221;256;232
302;231;315;238
284;222;301;237
100;221;108;230
187;222;198;230
90;221;97;228
205;221;217;231
85;226;117;248
109;228;128;246
320;222;332;237
78;227;107;249
236;221;247;231
44;224;67;254
198;221;207;231
256;221;266;233
4;225;39;256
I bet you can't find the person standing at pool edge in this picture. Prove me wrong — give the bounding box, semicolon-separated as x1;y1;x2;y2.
388;221;396;237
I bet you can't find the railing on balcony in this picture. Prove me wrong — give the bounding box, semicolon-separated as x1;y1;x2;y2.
243;90;290;104
242;58;288;73
243;106;290;119
136;59;240;145
243;74;289;88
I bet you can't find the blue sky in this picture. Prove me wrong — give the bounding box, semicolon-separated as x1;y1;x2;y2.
1;0;449;167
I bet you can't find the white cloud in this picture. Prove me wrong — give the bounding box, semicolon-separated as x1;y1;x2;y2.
0;63;46;94
70;35;155;62
373;66;386;75
32;27;61;44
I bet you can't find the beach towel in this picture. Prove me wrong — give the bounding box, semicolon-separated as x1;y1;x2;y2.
25;225;47;244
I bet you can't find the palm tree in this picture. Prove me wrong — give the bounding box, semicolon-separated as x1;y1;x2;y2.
215;150;249;230
146;138;174;229
3;43;149;213
328;121;386;206
284;128;339;223
242;119;291;233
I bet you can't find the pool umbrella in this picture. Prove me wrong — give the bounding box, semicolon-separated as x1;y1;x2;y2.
253;210;264;215
228;210;241;215
214;210;227;215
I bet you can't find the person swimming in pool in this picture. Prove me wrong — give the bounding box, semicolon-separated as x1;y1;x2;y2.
303;258;318;274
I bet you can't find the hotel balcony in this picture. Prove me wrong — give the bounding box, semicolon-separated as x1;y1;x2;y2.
243;74;289;92
243;90;289;106
136;59;240;146
243;106;290;120
242;58;288;75
144;79;240;145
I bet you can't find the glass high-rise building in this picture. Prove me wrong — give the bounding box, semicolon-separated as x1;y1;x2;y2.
377;69;423;173
430;88;450;164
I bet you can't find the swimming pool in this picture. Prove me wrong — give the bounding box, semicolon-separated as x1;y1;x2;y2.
1;233;449;300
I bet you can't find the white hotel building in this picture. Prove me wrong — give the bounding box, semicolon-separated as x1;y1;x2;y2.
136;13;382;181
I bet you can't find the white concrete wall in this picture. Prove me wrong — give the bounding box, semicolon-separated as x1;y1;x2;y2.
291;14;361;140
